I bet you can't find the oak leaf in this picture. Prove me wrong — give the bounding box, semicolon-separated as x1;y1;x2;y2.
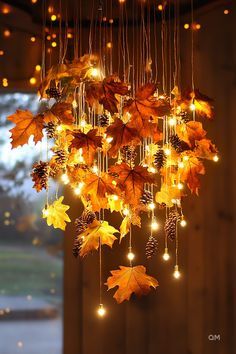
106;265;158;303
8;110;44;148
42;196;71;230
78;220;119;257
71;129;102;165
106;118;141;157
124;83;170;137
110;163;157;206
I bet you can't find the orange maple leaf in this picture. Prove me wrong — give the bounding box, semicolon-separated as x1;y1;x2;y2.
176;121;206;148
44;102;75;125
124;83;170;138
178;154;205;195
109;163;157;206
82;172;118;211
194;138;218;160
178;89;214;119
106;265;158;303
106;118;141;157
86;75;128;113
8;110;44;148
71;129;102;165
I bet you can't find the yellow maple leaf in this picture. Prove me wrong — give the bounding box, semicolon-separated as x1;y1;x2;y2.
156;184;183;207
42;196;71;230
78;220;119;257
106;265;159;303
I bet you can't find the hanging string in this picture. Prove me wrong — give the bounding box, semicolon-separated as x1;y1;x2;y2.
41;0;46;81
191;0;195;93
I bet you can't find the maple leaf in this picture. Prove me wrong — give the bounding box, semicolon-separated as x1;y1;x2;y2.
82;172;118;211
120;213;141;242
176;121;206;148
178;89;214;119
123;83;170;138
106;265;158;303
78;220;119;257
194;138;218;160
44;102;75;125
178;155;205;195
155;184;183;207
42;196;71;230
71;129;102;165
86;75;129;114
109;163;157;206
8;110;44;148
106;118;141;157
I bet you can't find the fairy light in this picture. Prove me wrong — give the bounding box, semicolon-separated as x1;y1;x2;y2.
2;6;10;14
168;117;177;126
112;194;119;201
61;173;69;185
177;183;184;190
173;265;181;279
183;155;189;162
3;29;11;37
163;248;170;261
195;23;201;30
213;154;219;162
148;166;157;173
74;182;84;196
92;165;99;174
51;41;57;48
107;42;112;49
46;35;51;41
123;208;130;216
31;0;37;3
148;202;156;210
80;119;86;127
30;36;36;42
224;9;229;15
127;250;135;261
90;68;100;78
72;100;78;109
35;65;41;72
42;207;49;217
180;219;187;227
178;161;184;168
119;0;126;3
56;125;63;132
97;304;106;317
52;33;57;39
2;78;8;87
0;50;4;56
164;148;171;156
51;14;57;21
29;77;37;85
190;102;196;111
157;4;163;11
151;218;159;231
184;23;190;29
106;137;113;143
67;32;73;39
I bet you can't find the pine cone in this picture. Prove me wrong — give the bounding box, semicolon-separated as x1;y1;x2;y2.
164;211;180;241
73;210;96;258
169;134;190;153
45;122;56;139
140;190;153;205
46;87;61;100
54;149;67;165
120;146;137;165
98;114;109;127
154;149;166;169
145;235;158;259
31;161;49;192
73;237;83;258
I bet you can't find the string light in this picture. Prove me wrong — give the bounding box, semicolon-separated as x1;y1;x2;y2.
56;125;63;132
164;148;171;156
97;304;106;317
173;265;181;279
51;41;57;48
190;102;196;111
61;173;69;185
177;183;184;190
35;65;41;72
163;248;170;261
157;4;163;11
180;219;187;227
67;32;73;39
2;6;10;14
51;14;57;21
148;202;156;210
151;218;159;231
29;77;37;85
223;9;229;15
2;78;8;87
31;0;37;3
184;23;190;29
30;36;36;42
106;136;113;143
107;42;112;49
123;208;130;216
74;182;84;195
42;208;49;217
127;251;135;261
90;68;101;78
92;165;99;174
112;194;119;201
0;50;4;56
168;117;177;126
178;161;184;168
195;23;201;30
213;154;219;162
3;29;11;37
46;35;51;41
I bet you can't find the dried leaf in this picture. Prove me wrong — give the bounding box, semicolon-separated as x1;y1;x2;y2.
8;110;44;148
106;118;141;157
44;102;75;125
156;184;183;207
71;129;102;165
178;155;205;194
120;213;141;242
106;265;158;303
194;138;218;159
78;220;119;257
176;121;206;148
110;163;157;206
42;196;71;230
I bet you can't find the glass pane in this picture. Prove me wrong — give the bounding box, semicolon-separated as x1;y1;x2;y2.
0;93;63;354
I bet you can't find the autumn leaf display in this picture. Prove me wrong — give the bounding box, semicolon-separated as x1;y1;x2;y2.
71;129;102;165
8;110;44;148
178;154;205;195
106;266;158;303
42;196;71;230
77;220;119;257
44;102;75;125
176;121;206;148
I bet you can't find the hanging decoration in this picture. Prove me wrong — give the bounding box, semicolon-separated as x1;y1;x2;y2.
7;0;218;314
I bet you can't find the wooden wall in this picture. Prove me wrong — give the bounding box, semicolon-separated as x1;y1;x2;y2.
64;4;236;354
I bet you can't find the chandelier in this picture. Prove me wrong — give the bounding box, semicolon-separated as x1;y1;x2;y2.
7;0;218;316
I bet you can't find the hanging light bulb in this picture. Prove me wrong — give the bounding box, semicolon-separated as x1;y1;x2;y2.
164;148;171;156
97;304;106;317
173;265;181;279
148;202;156;210
177;183;184;190
112;194;119;201
42;207;49;217
61;173;69;185
106;136;113;143
151;218;159;231
127;251;135;261
123;208;130;216
178;161;184;168
213;154;219;162
190;102;196;111
180;218;187;227
92;165;99;174
163;248;170;261
80;119;86;127
90;68;100;78
168;117;177;126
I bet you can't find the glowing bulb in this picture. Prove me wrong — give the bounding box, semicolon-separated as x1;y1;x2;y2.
2;6;10;14
183;155;189;161
163;249;170;261
97;304;106;317
123;208;130;216
3;29;11;37
31;0;37;3
67;32;73;39
17;341;23;348
51;14;57;21
195;23;201;30
0;50;4;56
184;23;190;29
90;68;100;78
119;0;126;3
2;78;8;87
80;119;86;127
106;42;112;49
164;148;171;156
178;161;184;168
106;137;113;143
35;65;41;72
157;4;163;11
148;202;155;210
61;173;69;185
74;187;82;195
56;125;63;132
177;183;184;190
168;117;177;126
180;219;187;227
190;103;196;111
213;154;219;162
42;208;49;217
29;77;36;85
30;36;36;42
112;194;119;201
173;265;181;279
151;218;159;231
127;251;135;261
72;100;78;109
92;165;99;174
224;9;229;15
51;41;57;47
148;166;157;174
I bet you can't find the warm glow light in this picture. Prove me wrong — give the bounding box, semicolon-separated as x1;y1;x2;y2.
42;208;49;217
51;41;57;48
61;173;69;185
51;14;57;21
164;148;171;156
168;117;177;126
195;23;201;30
2;78;8;87
106;137;113;143
183;155;189;161
123;208;130;216
184;23;190;29
163;248;170;261
180;219;187;227
56;125;63;132
97;304;106;317
112;194;119;201
52;33;57;39
31;0;37;3
148;166;157;173
2;6;10;14
3;29;11;37
90;68;100;78
92;165;99;174
148;202;156;210
119;0;126;3
67;32;73;39
17;341;23;348
80;119;86;127
190;102;196;111
46;35;51;41
177;183;184;190
72;100;78;109
157;4;163;11
178;161;184;168
127;251;135;261
29;77;37;85
0;50;4;56
30;36;36;42
107;42;112;49
173;265;181;279
224;9;229;15
74;183;85;196
151;219;159;231
35;65;41;72
213;154;219;162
